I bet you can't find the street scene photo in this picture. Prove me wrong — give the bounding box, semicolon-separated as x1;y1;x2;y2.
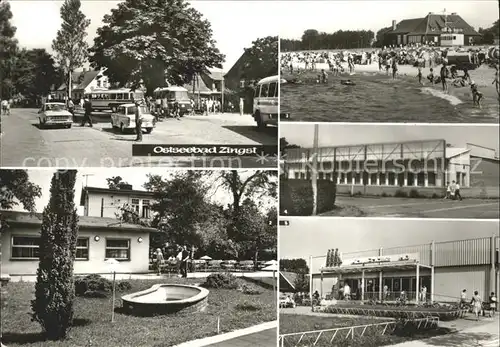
279;0;499;123
279;218;500;347
0;168;277;347
280;123;500;218
0;0;279;168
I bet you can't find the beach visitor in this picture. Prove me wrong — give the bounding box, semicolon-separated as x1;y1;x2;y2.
460;289;468;308
417;67;423;85
321;69;328;83
153;248;164;275
492;66;499;96
391;58;398;79
427;68;434;84
454;181;463;201
463;68;471;84
471;290;482;321
470;81;483;108
440;63;449;92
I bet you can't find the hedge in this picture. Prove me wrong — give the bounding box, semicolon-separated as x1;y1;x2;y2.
280;179;336;216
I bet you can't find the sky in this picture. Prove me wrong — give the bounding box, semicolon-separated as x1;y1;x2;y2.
280;218;499;271
281;124;500;152
278;0;499;39
8;0;283;72
9;169;275;215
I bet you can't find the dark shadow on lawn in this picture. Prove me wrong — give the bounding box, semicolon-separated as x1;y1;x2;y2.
423;332;497;346
2;332;47;344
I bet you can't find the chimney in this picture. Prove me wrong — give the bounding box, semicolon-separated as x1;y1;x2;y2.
451;12;456;15
392;20;397;30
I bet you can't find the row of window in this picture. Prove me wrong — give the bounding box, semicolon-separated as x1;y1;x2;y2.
131;198;150;219
254;82;278;98
11;236;131;261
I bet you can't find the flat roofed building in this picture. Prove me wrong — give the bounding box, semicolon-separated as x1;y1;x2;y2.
311;235;499;303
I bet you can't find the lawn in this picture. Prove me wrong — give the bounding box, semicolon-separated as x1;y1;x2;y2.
1;278;276;347
280;314;453;347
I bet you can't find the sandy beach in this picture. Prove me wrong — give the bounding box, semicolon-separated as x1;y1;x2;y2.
281;61;499;123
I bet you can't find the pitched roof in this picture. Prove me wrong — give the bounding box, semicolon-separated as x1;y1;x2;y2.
1;210;156;233
184;74;213;93
206;68;224;81
389;14;481;36
445;147;471;159
73;70;100;91
390;18;424;34
279;271;297;292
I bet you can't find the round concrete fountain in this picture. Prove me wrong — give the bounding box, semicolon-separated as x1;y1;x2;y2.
121;284;209;316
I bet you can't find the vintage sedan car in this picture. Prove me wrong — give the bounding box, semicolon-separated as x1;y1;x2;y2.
111;103;156;134
38;102;73;129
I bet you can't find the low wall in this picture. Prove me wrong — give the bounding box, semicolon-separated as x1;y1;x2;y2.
336;184;500;199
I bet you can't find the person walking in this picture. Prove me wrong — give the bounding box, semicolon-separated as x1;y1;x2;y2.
239;98;244;116
67;98;75;123
81;97;93;127
471;290;482;321
153;248;164;275
454;181;463;201
179;246;190;278
383;284;389;301
134;100;143;142
420;285;427;303
1;99;7;115
460;289;468;308
440;63;449;93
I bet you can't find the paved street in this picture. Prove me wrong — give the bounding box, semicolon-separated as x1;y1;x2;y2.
325;196;500;219
205;328;276;347
0;109;277;168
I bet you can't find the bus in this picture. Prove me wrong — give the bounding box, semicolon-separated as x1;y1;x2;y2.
153;86;192;117
83;88;145;112
252;75;289;130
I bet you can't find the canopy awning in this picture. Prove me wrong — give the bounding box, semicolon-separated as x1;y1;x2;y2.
320;260;432;274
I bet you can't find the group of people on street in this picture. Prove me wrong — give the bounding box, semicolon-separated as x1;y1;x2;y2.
460;289;497;320
1;99;12;115
444;181;463;201
151;246;191;278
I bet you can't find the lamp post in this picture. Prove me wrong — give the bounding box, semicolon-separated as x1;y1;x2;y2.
105;258;120;323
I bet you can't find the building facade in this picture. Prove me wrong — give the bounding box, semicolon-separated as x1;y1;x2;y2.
80;185;155;220
311;235;499;303
284;139;499;197
383;12;481;47
53;68;109;101
1;211;154;276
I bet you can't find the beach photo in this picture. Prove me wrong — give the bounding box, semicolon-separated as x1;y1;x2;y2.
280;123;500;218
278;218;500;347
0;168;277;347
279;0;499;123
0;0;280;168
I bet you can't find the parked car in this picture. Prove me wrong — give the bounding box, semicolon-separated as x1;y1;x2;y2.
111;103;156;134
37;102;73;129
239;260;255;271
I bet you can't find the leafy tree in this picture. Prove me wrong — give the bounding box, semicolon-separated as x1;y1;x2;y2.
52;0;91;99
280;258;309;273
241;36;278;80
478;20;499;45
294;272;310;292
90;0;224;94
0;170;42;215
106;176;130;190
374;26;392;48
31;170;79;340
231;199;276;264
144;171;212;250
11;49;58;102
0;1;18;99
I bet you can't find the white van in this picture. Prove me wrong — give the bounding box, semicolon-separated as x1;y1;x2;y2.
252;75;284;130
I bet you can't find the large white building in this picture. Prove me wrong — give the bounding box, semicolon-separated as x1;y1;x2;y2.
284;139;499;197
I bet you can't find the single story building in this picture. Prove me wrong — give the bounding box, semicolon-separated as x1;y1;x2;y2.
284;139;499;197
0;210;155;276
311;235;499;303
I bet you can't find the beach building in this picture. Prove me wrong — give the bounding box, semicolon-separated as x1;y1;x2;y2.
383;12;482;47
310;235;499;304
283;139;500;197
0;210;155;276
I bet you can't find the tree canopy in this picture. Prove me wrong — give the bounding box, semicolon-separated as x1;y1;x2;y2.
89;0;224;94
241;36;278;80
106;176;131;190
281;29;375;52
280;258;309;273
0;1;18;99
51;0;91;97
479;20;499;44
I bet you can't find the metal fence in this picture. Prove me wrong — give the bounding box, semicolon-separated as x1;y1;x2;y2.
278;317;439;347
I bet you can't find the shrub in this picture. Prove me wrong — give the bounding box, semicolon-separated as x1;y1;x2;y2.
408;189;421;198
280;179;337;216
240;284;262;295
74;274;112;297
394;189;408;198
117;281;132;291
81;290;108;298
235;302;261;311
431;193;440;199
381;192;388;197
31;170;79;340
201;273;238;289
